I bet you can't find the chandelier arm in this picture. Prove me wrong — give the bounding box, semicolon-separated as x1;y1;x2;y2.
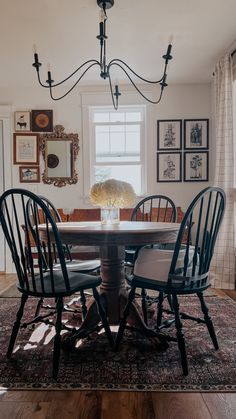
107;59;168;84
108;73;118;110
48;62;101;100
36;71;49;88
38;60;100;89
108;62;164;104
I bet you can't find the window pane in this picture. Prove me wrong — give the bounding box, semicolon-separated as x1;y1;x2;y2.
126;112;142;122
126;132;140;153
96;126;109;133
96;133;110;154
110;125;124;133
110;112;125;122
94;112;109;123
96;155;140;162
94;165;142;195
110;133;125;154
126;124;140;133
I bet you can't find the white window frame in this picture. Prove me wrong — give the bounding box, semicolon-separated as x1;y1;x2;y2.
82;97;147;197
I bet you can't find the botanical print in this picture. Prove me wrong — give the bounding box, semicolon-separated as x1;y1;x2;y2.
190;122;202;147
189;154;202;179
157;152;181;182
184;119;209;149
184;152;208;182
164;123;176;147
163;154;176;179
157;120;182;150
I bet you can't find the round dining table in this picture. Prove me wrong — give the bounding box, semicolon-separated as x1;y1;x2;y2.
39;220;180;341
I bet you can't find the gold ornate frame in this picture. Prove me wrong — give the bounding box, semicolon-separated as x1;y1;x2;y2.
40;125;80;187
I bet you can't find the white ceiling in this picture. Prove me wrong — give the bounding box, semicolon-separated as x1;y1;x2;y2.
0;0;235;89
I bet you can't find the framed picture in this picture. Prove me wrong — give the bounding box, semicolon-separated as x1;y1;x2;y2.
13;133;39;165
157;119;182;150
31;110;53;132
184;151;209;182
184;119;209;149
19;166;40;183
157;152;182;182
14;111;31;132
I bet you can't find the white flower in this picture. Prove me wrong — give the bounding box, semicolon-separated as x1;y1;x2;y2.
90;179;136;208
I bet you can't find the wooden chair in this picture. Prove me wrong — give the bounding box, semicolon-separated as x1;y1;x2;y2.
26;196;100;273
125;194;177;323
26;195;101;319
116;187;225;375
0;188;113;379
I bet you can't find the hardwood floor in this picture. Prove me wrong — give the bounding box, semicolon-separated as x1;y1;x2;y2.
0;274;235;419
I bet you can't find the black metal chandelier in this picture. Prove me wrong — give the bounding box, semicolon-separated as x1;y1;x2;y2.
32;0;173;110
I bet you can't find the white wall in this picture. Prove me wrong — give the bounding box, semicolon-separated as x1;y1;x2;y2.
0;82;212;212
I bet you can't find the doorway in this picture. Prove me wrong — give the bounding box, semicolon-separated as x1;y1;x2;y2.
0;120;5;271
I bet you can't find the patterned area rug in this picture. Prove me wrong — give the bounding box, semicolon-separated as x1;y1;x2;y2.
0;295;235;391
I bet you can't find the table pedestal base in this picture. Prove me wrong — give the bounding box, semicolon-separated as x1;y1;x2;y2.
63;245;168;348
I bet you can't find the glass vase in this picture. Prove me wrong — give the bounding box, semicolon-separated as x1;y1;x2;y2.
101;207;120;225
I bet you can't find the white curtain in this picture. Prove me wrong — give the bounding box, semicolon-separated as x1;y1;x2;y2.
210;53;235;289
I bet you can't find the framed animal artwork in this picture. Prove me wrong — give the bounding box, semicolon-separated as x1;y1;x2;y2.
14;111;31;132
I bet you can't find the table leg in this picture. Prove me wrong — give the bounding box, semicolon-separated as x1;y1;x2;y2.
63;245;167;348
99;245;126;324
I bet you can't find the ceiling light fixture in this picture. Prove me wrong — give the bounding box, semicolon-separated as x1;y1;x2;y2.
32;0;173;110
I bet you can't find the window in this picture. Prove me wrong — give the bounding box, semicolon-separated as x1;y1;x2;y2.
88;106;146;195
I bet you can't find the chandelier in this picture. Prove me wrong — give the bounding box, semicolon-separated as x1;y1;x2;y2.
32;0;173;110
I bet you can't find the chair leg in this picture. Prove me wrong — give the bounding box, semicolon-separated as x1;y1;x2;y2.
7;293;28;358
92;287;114;348
166;294;173;311
141;288;148;325
172;294;188;376
34;297;44;318
157;291;164;327
115;287;136;351
52;297;63;380
197;291;219;350
80;290;87;320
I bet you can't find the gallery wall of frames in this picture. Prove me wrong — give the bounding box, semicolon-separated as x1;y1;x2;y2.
13;110;53;183
157;119;209;183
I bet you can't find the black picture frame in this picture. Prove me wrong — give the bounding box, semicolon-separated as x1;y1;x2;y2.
157;119;182;150
184;151;209;182
184;119;209;150
157;152;182;182
31;110;53;132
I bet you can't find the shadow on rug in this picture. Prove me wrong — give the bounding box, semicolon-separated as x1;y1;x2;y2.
0;295;235;391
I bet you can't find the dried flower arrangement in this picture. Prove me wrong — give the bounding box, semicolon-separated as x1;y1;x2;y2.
90;179;136;208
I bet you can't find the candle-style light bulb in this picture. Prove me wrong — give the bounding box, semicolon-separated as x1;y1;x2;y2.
100;9;105;22
168;35;174;45
32;44;41;69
